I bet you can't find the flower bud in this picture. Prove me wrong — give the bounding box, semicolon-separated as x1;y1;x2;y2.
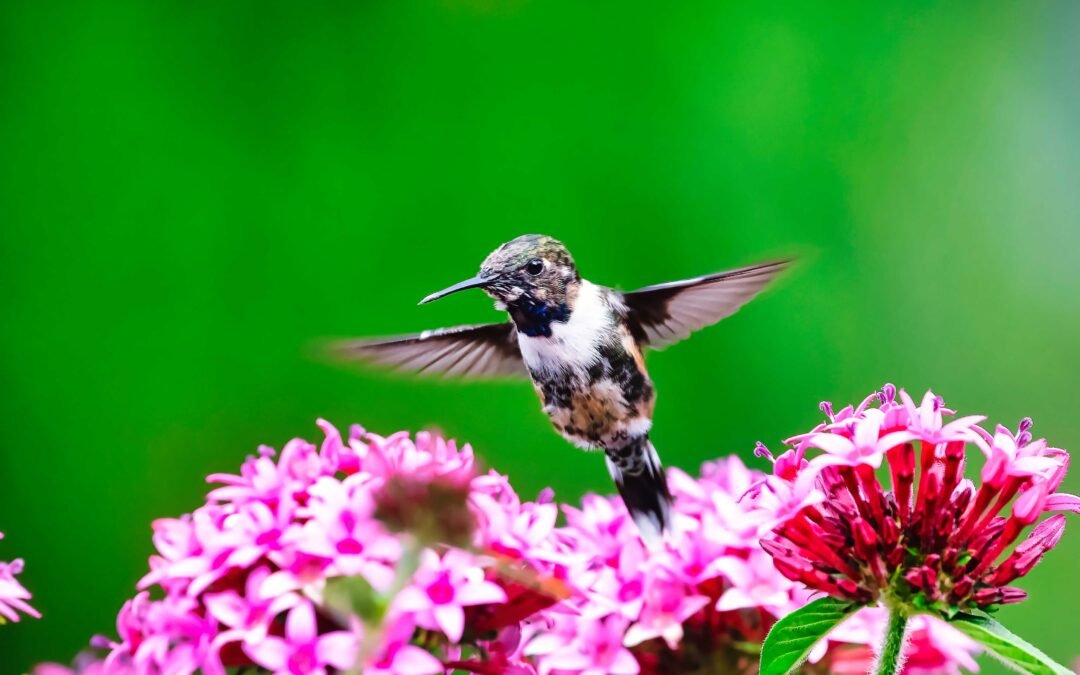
374;473;476;548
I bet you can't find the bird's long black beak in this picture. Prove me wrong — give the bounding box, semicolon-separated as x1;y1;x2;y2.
419;274;489;305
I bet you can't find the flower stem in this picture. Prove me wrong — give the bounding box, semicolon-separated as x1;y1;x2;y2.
875;605;909;675
351;536;424;674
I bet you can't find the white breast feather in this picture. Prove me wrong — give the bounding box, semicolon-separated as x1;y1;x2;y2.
517;280;608;373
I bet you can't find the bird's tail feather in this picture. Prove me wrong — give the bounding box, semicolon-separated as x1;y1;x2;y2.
605;439;672;546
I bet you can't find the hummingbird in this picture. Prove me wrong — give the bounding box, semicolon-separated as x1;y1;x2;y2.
335;235;788;541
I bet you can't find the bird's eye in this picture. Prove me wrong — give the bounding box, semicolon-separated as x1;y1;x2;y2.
525;258;544;275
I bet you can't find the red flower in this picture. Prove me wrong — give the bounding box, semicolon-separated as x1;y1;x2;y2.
758;386;1079;612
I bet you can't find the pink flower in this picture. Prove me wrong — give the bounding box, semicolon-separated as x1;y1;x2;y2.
205;446;291;506
974;423;1066;488
560;493;639;560
758;385;1078;612
527;614;640;675
292;475;400;590
205;566;300;653
748;470;825;534
904;617;981;674
139;501;289;597
897;389;985;447
712;550;796;615
362;615;444;675
0;533;40;623
101;592;217;674
802;408;917;469
365;641;443;675
395;548;508;642
448;624;541;674
243;601;356;675
622;571;710;649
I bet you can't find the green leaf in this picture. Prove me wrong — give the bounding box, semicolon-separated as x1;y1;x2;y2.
760;597;862;675
949;612;1073;675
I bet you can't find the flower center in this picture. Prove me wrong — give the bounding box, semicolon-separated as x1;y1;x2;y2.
657;591;680;613
336;537;365;555
618;578;643;602
427;574;455;604
255;528;281;547
287;645;316;675
594;640;614;662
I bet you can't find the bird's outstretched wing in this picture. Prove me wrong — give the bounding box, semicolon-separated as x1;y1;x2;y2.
330;323;526;378
622;259;790;350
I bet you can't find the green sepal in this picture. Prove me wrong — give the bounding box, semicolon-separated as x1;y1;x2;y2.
911;592;930;611
733;640;763;655
949;611;1073;675
760;596;863;675
928;600;958;619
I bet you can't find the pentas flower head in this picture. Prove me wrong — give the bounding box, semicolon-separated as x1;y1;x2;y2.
757;386;1079;615
0;532;40;624
60;421;549;675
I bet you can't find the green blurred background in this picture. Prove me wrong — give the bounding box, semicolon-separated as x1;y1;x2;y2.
2;1;1078;672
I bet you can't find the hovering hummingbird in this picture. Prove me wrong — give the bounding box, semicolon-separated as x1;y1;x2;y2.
335;235;788;541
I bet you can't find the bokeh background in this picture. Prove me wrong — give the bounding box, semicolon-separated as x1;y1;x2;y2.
2;1;1078;672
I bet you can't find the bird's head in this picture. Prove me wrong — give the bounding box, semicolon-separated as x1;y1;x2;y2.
420;234;581;313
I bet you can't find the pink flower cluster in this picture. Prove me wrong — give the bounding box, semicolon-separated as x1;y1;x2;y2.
40;415;981;674
82;421;506;674
755;385;1079;613
0;531;40;624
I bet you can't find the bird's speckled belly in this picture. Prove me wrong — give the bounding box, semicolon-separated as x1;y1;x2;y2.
530;339;655;450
